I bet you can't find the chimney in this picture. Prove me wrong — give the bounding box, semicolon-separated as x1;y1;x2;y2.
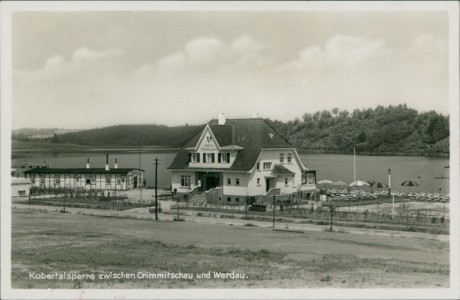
105;154;110;171
218;113;226;125
114;158;118;169
86;158;90;169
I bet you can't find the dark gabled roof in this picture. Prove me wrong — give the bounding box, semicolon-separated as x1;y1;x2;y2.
169;118;295;171
271;164;295;176
209;124;233;147
23;168;143;175
183;125;206;148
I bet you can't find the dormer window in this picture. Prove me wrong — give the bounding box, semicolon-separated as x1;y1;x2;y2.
206;153;215;163
189;153;200;163
218;153;230;163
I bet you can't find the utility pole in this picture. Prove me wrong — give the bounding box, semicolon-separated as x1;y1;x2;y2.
139;140;143;202
328;203;335;232
272;195;276;228
153;158;161;221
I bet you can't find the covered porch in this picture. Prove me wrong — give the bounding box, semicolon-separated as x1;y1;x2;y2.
195;171;223;193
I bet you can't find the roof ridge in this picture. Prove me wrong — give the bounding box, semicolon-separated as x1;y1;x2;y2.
180;124;207;149
262;119;295;148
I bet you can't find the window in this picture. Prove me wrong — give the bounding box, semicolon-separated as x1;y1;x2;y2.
227;178;231;185
206;153;214;163
280;153;284;163
220;153;230;163
218;197;222;201
190;153;199;162
86;178;91;185
235;178;240;185
285;178;288;186
31;178;35;184
122;176;126;182
106;175;111;184
117;179;121;185
227;197;231;202
302;171;316;185
235;197;240;202
54;175;60;185
257;162;260;170
181;175;191;187
257;178;260;185
287;153;292;163
263;162;272;170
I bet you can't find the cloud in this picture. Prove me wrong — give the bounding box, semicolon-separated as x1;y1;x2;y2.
325;35;386;66
72;47;124;63
158;52;186;72
155;35;268;73
409;33;447;56
230;35;265;53
184;37;224;65
285;35;388;70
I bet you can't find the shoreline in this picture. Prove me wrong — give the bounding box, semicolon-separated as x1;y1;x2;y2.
12;140;450;158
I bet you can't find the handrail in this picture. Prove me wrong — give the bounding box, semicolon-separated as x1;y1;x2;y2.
263;188;281;197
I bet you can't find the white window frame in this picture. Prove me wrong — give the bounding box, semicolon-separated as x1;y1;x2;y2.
287;153;292;163
263;162;272;170
280;153;284;163
235;178;240;186
191;153;199;162
181;175;191;187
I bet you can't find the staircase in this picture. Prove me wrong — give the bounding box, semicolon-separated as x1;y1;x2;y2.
189;192;207;203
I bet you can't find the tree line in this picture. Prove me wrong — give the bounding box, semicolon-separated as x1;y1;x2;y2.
14;104;449;157
268;104;449;157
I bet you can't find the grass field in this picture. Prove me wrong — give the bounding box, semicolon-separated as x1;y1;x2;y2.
11;208;449;289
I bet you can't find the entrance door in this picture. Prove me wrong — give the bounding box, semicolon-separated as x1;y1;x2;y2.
197;172;221;192
266;178;270;192
133;176;138;188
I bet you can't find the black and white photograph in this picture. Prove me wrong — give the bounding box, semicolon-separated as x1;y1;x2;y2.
1;1;459;299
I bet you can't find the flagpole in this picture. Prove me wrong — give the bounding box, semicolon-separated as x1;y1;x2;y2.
388;168;391;196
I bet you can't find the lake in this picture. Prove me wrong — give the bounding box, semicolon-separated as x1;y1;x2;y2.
11;150;450;194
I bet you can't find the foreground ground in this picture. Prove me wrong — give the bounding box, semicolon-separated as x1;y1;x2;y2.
11;207;449;288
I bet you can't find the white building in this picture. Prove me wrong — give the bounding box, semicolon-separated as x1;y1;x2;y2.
11;177;31;197
23;155;144;192
168;115;316;205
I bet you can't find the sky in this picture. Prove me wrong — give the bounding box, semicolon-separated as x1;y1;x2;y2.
10;9;450;129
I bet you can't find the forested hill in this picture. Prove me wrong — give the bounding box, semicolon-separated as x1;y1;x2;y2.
48;124;204;148
268;105;449;157
15;105;449;157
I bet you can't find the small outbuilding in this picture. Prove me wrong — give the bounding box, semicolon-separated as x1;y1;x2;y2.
11;177;31;197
